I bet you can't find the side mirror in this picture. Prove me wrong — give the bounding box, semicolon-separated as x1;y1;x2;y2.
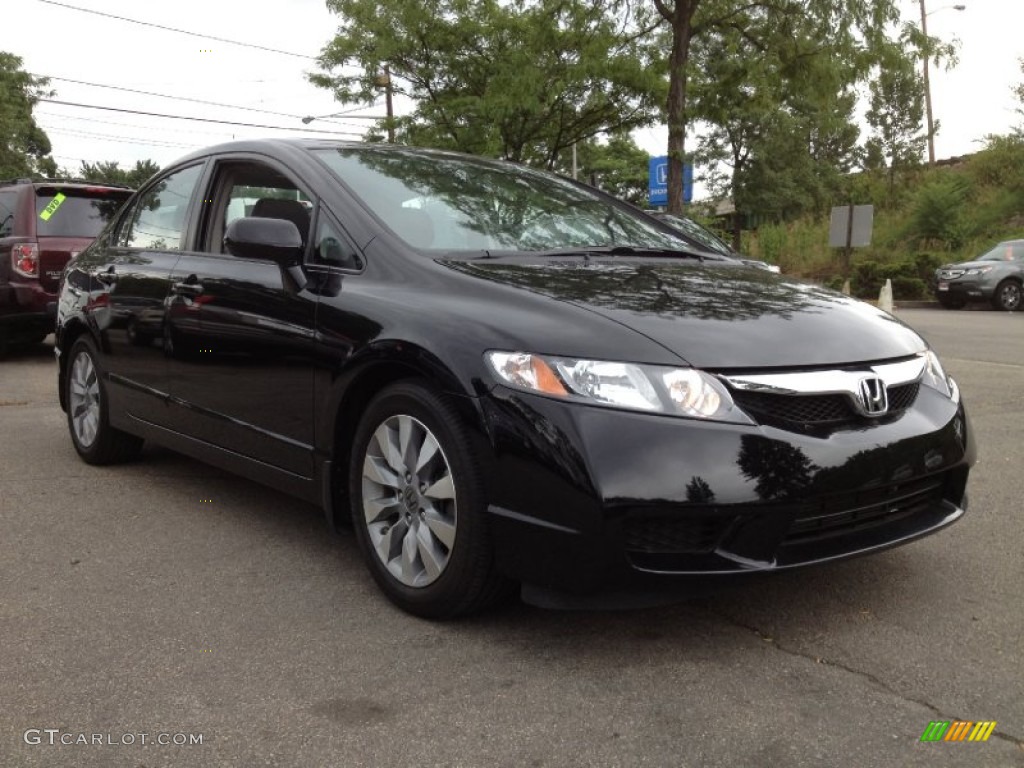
224;217;303;265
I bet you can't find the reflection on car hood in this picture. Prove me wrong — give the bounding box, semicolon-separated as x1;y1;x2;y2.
441;259;926;368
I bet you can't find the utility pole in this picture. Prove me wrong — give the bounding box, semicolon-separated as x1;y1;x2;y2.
383;64;395;144
919;2;966;165
919;0;935;165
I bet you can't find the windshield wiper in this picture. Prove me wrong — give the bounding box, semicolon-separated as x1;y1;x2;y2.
475;245;721;261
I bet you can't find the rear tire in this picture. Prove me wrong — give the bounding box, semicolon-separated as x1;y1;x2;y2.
991;279;1022;311
66;336;144;465
348;380;509;618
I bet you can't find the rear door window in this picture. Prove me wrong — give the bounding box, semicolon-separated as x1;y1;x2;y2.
121;165;204;251
34;188;132;238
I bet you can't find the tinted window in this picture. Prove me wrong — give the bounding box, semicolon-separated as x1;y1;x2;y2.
313;212;361;269
34;188;131;238
202;161;312;254
123;165;203;250
313;148;684;253
0;190;16;237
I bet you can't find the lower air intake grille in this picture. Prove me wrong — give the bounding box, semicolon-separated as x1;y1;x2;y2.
623;515;735;554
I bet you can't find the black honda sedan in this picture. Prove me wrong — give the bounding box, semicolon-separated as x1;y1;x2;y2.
56;140;974;617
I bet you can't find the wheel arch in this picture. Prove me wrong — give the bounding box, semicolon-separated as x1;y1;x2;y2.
56;318;98;412
321;341;494;530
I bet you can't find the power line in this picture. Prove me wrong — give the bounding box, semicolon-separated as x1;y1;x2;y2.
36;110;238;138
35;74;385;125
33;0;317;60
38;99;366;137
41;125;201;150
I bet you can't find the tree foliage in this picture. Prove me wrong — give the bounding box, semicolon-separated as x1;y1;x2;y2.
0;52;55;179
78;159;161;188
311;0;664;169
654;0;932;214
554;133;651;205
864;42;925;201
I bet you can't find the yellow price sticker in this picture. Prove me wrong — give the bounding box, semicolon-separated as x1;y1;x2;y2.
39;192;67;221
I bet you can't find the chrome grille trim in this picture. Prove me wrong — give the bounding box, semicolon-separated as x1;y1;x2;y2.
720;355;926;398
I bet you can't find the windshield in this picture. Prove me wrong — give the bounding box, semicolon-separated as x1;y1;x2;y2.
314;148;687;253
657;214;733;257
35;188;132;238
978;242;1024;262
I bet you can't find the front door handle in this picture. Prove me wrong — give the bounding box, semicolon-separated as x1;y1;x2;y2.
95;266;118;285
172;276;204;296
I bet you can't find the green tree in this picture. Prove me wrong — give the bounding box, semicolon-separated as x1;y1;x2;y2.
79;159;161;188
554;133;651;205
654;0;911;214
311;0;663;169
0;52;55;179
690;8;867;245
864;47;924;201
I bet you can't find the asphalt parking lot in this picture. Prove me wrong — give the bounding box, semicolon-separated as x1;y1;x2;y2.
1;308;1022;768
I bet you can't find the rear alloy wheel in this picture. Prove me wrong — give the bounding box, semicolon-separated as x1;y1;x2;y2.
349;380;508;618
991;279;1022;311
66;337;144;464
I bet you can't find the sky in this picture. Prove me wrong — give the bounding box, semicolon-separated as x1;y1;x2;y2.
9;0;1024;188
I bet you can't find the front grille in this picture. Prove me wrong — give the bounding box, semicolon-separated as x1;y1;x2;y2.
733;390;852;425
938;269;964;279
887;381;920;411
623;514;735;554
732;382;920;429
784;473;946;545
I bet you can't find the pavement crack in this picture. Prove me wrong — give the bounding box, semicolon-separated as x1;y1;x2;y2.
707;608;1024;749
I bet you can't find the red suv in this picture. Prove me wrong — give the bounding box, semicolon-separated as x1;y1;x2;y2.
1;179;133;354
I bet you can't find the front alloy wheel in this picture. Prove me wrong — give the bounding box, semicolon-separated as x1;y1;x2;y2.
349;380;508;618
362;414;457;587
992;279;1022;311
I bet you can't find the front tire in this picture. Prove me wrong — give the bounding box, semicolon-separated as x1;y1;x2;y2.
348;380;508;618
991;279;1022;311
66;336;144;465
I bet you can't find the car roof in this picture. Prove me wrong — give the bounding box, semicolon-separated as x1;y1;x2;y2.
0;178;133;192
165;138;527;172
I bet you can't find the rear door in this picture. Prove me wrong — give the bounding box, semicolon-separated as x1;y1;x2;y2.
80;164;206;424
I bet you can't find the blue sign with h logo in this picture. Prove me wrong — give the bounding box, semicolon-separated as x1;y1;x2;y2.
648;156;692;207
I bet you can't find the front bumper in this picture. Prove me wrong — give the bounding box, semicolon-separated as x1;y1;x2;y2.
934;276;997;301
479;384;974;594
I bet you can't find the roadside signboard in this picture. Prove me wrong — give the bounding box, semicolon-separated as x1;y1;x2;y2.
648;156;693;207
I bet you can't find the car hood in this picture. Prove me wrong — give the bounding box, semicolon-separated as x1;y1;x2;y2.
440;259;926;369
941;260;999;270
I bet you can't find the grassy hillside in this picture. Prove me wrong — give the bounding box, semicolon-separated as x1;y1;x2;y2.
738;134;1024;299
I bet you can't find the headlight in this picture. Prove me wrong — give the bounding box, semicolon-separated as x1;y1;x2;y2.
921;350;959;403
965;266;993;275
485;351;752;423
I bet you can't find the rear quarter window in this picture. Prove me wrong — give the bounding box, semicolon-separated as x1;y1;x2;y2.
0;190;18;237
34;189;132;238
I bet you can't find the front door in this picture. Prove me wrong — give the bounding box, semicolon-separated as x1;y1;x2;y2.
163;158;318;478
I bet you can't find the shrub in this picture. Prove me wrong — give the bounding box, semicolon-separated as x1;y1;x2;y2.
906;177;972;250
